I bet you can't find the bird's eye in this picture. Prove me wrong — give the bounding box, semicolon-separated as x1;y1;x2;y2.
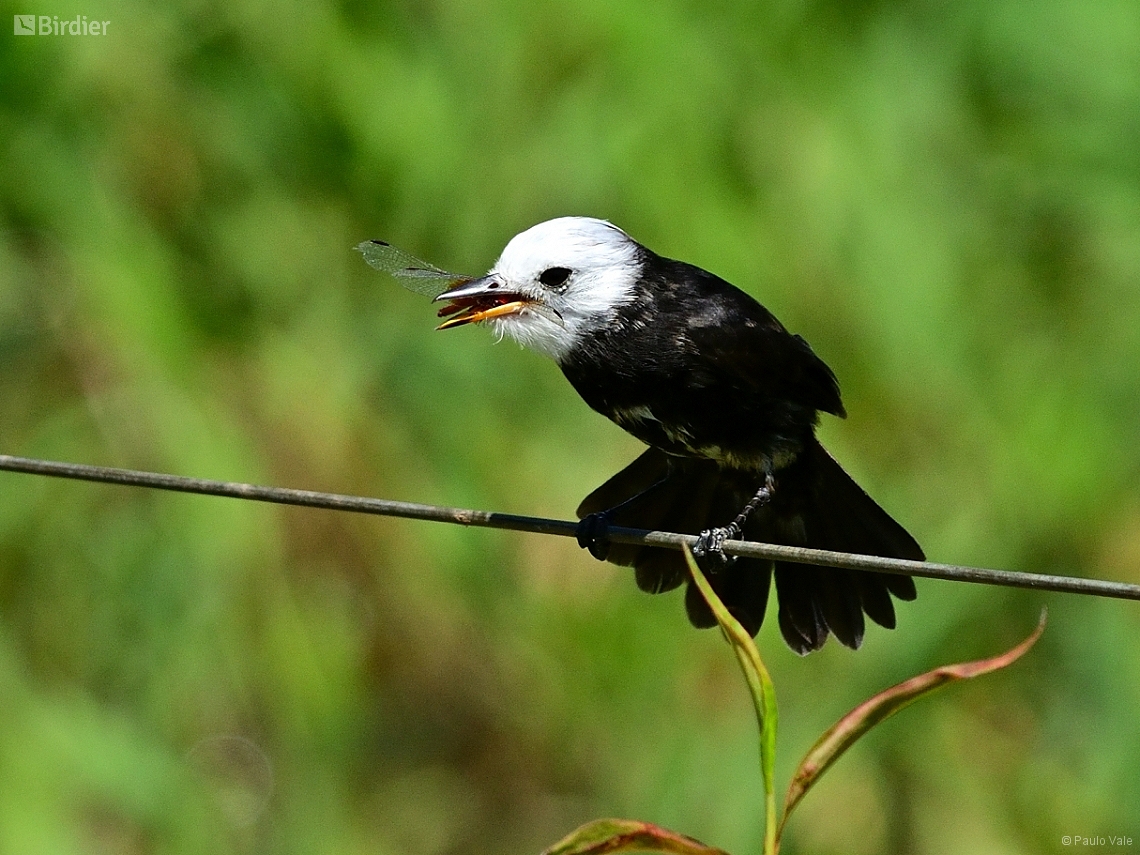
538;267;572;289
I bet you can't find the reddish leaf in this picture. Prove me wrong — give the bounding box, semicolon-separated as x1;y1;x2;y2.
781;610;1047;831
541;819;730;855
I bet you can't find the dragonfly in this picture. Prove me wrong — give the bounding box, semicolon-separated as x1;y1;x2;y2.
356;238;565;330
355;239;472;299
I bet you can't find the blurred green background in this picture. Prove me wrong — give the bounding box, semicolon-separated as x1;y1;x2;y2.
2;0;1139;852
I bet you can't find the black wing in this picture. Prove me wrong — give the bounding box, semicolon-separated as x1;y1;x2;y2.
664;260;845;418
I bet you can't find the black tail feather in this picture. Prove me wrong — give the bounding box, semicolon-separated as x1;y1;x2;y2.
683;559;772;636
576;440;923;653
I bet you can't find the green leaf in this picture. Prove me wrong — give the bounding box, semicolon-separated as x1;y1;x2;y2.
682;545;779;855
540;819;730;855
780;609;1048;833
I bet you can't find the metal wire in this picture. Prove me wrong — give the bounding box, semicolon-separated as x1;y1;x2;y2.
2;453;1138;601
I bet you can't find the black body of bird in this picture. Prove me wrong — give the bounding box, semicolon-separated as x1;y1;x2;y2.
406;217;923;653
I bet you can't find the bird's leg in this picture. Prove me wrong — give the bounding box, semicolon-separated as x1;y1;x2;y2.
692;469;776;564
576;474;671;561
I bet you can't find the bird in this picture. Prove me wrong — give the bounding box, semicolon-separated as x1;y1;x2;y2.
413;216;923;653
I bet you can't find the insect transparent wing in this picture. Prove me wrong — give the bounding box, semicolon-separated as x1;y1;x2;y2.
355;240;471;298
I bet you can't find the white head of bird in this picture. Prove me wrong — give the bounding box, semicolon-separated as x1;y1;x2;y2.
434;217;643;362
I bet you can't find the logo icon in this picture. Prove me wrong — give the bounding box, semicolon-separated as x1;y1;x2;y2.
11;14;110;35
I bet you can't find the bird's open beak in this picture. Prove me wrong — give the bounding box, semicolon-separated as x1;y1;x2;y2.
432;275;530;330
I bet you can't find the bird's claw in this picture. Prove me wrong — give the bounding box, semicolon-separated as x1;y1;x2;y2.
576;512;612;561
692;524;740;565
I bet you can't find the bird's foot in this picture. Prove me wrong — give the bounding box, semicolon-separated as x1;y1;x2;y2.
692;523;741;566
691;472;775;566
576;512;613;561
